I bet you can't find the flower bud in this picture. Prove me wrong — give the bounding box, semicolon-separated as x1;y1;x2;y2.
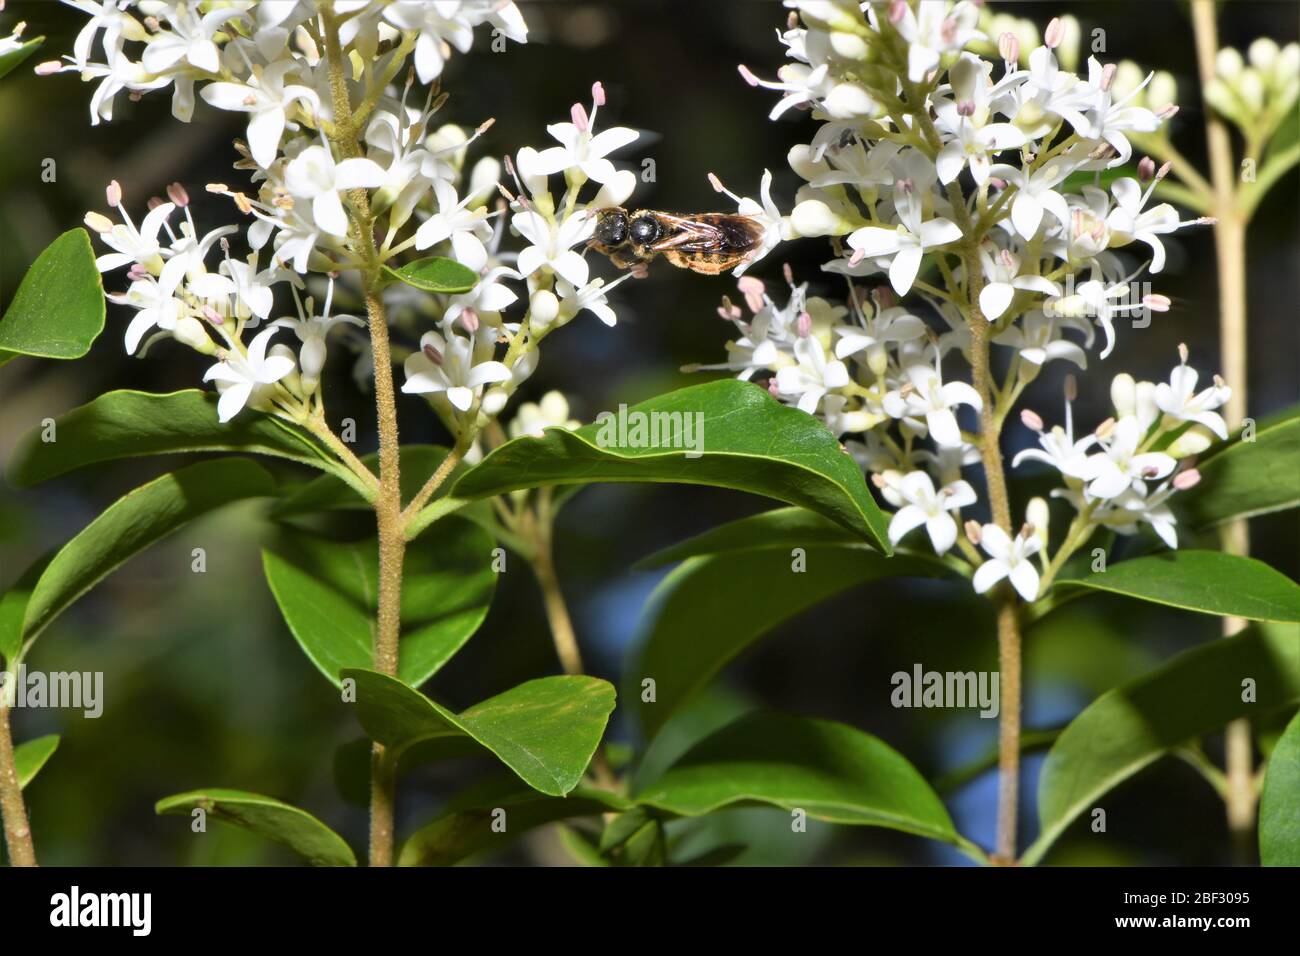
480;387;508;417
173;316;215;354
1216;47;1244;80
822;81;876;120
828;31;868;61
791;198;852;237
1110;372;1136;417
1238;69;1265;112
1248;37;1280;72
787;144;827;182
1026;497;1050;547
1166;425;1215;458
529;289;559;329
1148;71;1178;111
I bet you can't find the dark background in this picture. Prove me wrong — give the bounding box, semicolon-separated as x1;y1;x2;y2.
1;0;1297;865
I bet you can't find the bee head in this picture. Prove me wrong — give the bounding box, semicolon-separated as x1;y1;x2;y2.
594;207;629;247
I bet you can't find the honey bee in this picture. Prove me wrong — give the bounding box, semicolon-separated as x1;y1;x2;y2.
591;207;764;275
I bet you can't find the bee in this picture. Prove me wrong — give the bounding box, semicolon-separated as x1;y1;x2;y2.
590;207;764;275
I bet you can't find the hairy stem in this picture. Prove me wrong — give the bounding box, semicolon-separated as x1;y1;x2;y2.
1192;0;1255;864
0;698;37;866
529;494;585;678
324;2;405;867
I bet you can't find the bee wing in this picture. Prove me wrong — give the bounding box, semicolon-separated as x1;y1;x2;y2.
652;213;763;253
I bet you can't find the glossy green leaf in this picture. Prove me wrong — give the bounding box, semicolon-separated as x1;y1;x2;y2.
383;256;478;293
155;788;356;866
398;779;629;866
635;506;861;569
630;546;955;741
635;711;980;859
7;389;357;492
262;518;495;688
0;555;50;664
0;34;42;82
445;379;891;550
19;459;275;652
0;229;102;365
1055;550;1300;623
1260;707;1300;866
1178;409;1300;529
342;668;616;797
16;734;59;789
1024;624;1300;865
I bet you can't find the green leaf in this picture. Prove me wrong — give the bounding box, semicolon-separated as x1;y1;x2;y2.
18;459;275;653
1024;624;1300;865
1178;409;1300;529
630;546;955;741
1055;550;1300;623
0;34;42;82
398;779;629;866
7;389;357;492
383;256;478;293
634;711;979;859
446;380;891;550
0;229;104;364
0;554;50;664
635;506;862;569
1260;707;1300;866
155;789;356;866
261;519;496;688
342;668;616;797
15;735;59;789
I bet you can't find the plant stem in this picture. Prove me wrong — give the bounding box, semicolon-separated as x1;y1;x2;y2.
1192;0;1255;864
528;492;585;677
0;698;37;866
323;2;405;867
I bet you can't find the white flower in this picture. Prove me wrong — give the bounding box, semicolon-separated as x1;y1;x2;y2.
444;266;520;328
1012;400;1097;480
883;359;982;448
977;246;1062;320
1105;178;1189;274
1103;481;1181;550
402;328;512;412
1083;415;1177;499
888;0;983;83
202;327;296;423
530;93;638;184
91;199;174;273
513;209;593;288
557;274;632;328
993;310;1087;370
774;334;849;414
414;179;494;271
1154;352;1231;439
140;4;244;77
284;144;386;238
973;523;1042;602
272;278;363;390
200;61;320;169
887;471;978;555
847;188;962;295
988;161;1072;241
109;278;183;354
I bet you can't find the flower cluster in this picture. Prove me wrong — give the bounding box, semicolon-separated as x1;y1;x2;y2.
699;0;1228;600
55;1;649;449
